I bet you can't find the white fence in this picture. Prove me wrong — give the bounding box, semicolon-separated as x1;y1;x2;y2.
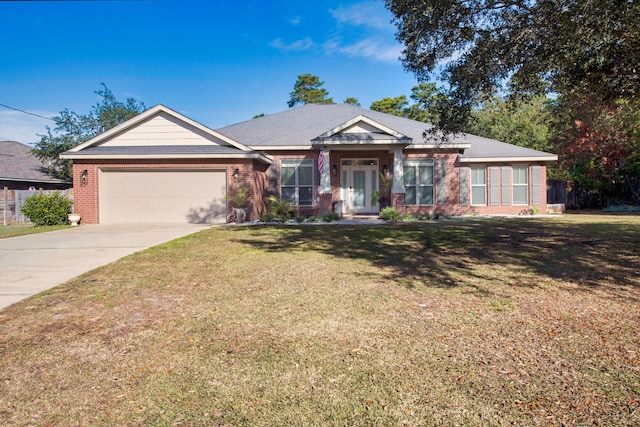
1;188;74;225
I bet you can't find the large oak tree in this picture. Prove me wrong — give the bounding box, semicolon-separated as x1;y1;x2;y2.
385;0;640;132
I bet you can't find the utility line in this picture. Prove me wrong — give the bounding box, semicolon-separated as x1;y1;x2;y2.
0;103;54;121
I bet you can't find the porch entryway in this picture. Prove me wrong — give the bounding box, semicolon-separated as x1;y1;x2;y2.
340;159;379;214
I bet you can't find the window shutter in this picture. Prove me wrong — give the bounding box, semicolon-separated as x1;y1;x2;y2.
532;165;541;205
501;166;511;205
437;159;447;205
460;166;469;206
490;166;500;206
269;164;278;197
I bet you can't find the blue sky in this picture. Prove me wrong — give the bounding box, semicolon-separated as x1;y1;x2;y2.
0;0;421;144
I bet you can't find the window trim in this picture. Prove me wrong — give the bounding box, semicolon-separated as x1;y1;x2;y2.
403;159;435;206
470;165;487;206
280;159;314;206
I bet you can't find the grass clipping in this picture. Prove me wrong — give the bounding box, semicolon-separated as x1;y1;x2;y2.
1;215;639;426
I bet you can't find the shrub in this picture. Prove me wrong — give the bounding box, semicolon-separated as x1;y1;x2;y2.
21;191;73;226
267;196;294;222
321;212;341;222
380;207;402;222
260;211;276;223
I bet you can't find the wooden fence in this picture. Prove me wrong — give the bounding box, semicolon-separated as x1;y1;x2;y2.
1;188;74;225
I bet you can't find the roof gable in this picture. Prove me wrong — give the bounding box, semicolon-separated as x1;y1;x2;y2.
68;104;251;152
312;115;410;146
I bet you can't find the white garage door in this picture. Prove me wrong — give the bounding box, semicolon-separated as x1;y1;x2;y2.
100;169;227;224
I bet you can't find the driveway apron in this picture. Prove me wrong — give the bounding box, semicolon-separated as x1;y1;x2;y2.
0;223;209;311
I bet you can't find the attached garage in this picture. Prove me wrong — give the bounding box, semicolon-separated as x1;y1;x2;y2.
60;105;272;224
99;168;227;224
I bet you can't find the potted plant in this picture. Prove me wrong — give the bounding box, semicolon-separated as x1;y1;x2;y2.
377;171;393;209
225;187;249;223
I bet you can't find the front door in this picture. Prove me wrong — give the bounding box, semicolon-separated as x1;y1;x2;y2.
341;160;378;214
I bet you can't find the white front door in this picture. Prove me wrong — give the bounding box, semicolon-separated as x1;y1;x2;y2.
341;160;378;214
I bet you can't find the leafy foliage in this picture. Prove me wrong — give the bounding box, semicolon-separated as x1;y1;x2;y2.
379;206;402;222
287;74;333;108
266;195;294;221
552;96;640;206
370;83;444;125
20;191;73;226
225;187;249;208
32;84;145;181
343;97;361;106
386;0;640;133
370;95;409;117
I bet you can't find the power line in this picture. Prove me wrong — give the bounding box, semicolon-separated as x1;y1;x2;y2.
0;103;54;121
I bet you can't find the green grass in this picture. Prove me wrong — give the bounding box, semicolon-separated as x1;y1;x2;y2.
0;213;638;426
0;223;69;239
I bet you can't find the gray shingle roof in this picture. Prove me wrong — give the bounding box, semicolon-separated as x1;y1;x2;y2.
0;141;68;183
217;104;557;160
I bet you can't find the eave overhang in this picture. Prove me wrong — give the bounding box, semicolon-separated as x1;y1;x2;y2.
460;155;558;163
60;152;273;164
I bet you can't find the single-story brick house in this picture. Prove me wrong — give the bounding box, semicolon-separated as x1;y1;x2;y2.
60;103;557;224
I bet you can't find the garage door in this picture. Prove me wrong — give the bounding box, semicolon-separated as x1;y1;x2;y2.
100;169;227;224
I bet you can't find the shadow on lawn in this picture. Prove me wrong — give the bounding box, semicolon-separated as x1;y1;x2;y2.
234;217;640;297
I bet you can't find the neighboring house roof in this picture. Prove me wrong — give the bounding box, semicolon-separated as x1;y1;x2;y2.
218;103;557;161
0;141;68;184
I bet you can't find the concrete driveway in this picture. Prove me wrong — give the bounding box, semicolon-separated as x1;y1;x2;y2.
0;223;210;311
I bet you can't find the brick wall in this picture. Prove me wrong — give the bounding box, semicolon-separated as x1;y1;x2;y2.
72;159;260;224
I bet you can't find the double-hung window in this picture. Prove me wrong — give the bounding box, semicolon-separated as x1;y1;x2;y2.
512;165;529;205
471;165;487;205
281;159;313;206
404;160;434;205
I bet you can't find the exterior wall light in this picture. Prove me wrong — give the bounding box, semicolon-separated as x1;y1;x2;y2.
382;165;388;175
233;168;240;180
332;165;337;176
80;169;88;185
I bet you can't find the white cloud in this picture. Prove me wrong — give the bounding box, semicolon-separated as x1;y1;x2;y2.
324;37;402;64
289;16;301;26
0;110;53;145
268;1;401;64
269;37;315;52
329;2;392;31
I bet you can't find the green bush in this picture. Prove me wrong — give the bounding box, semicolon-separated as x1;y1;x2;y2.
21;191;73;226
379;207;402;222
267;196;294;222
321;212;341;222
260;211;276;223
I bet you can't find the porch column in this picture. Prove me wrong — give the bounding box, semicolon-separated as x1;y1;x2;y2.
391;149;405;194
319;149;331;194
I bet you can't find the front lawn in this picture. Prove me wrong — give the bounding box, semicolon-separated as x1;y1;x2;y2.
0;223;69;239
0;214;638;426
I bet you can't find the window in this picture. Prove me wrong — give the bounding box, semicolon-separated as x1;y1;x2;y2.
404;160;434;205
281;160;313;206
512;165;529;205
471;165;487;205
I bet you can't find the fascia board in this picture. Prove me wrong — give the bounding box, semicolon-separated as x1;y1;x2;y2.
248;145;314;151
313;115;408;140
60;152;273;164
459;155;558;163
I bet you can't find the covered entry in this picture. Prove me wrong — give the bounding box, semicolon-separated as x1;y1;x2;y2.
99;168;227;224
340;159;379;214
